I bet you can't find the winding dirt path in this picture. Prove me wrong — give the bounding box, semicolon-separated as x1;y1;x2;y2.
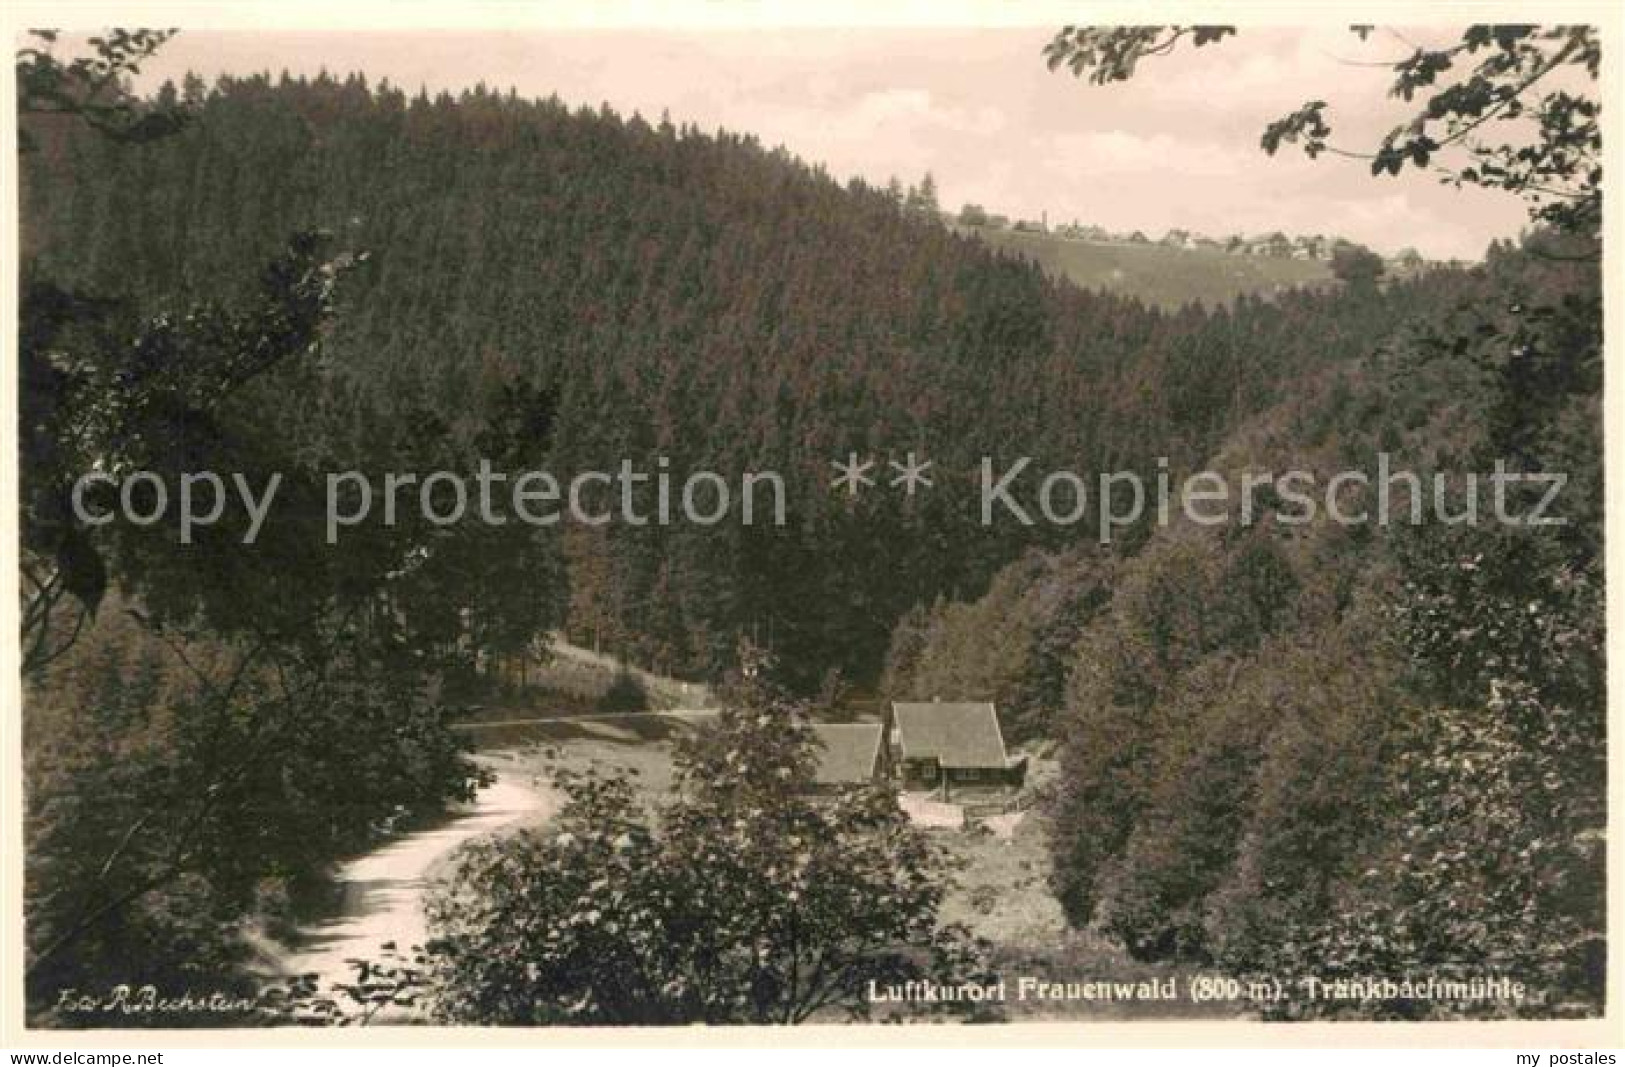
277;765;553;990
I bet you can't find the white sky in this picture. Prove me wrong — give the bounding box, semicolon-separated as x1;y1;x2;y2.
120;26;1540;260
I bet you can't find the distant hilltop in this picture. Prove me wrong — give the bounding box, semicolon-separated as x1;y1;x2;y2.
873;172;1449;305
949;203;1453;275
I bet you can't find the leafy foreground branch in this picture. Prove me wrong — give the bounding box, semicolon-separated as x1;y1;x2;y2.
1045;24;1601;240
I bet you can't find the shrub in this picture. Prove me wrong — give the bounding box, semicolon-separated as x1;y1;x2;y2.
423;667;991;1024
596;667;650;713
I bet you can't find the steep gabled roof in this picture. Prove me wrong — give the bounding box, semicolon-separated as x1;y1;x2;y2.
809;723;885;785
890;702;1010;769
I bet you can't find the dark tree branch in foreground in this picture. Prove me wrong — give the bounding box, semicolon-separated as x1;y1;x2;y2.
16;29;192;152
1044;24;1601;241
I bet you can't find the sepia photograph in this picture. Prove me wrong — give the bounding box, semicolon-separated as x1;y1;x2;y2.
2;0;1617;1053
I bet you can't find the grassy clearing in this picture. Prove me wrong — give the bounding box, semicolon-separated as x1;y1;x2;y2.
935;754;1233;1019
483;714;709;807
457;710;717;751
941;809;1233;1020
458;639;715;723
965;227;1334;311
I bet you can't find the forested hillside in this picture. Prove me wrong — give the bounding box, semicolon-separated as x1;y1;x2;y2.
884;234;1603;1016
24;71;1467;689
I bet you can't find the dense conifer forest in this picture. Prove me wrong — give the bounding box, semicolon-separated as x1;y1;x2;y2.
23;71;1472;688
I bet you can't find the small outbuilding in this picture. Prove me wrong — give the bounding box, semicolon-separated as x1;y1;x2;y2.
808;723;890;791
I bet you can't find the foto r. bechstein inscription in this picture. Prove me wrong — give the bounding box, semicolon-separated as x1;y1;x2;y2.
8;3;1611;1052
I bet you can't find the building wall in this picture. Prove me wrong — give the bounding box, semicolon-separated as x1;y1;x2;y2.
897;758;1026;799
899;757;940;788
